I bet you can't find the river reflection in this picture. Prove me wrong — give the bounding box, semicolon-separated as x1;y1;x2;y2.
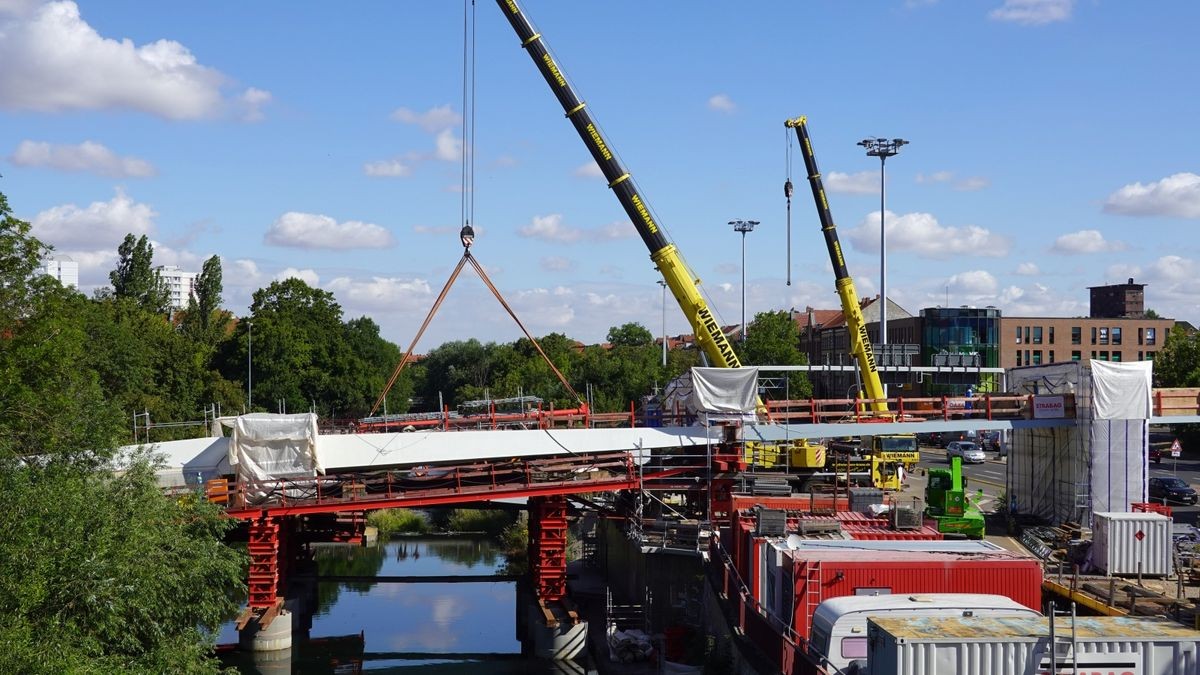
219;536;591;674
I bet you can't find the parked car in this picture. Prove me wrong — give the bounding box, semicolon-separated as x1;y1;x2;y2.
945;441;986;464
1148;476;1198;505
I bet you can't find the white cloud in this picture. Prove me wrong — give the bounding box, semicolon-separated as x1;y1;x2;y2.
954;176;991;192
540;256;572;272
325;276;432;311
264;212;395;250
433;129;462;162
916;171;989;191
597;221;634;240
517;214;633;244
1103;173;1200;219
1049;229;1126;255
1147;255;1197;283
573;162;604;179
363;158;413;177
238;87;271;122
228;258;263;287
825;171;878;195
989;0;1073;25
520;214;578;242
0;0;41;17
9;139;156;177
275;267;319;287
148;240;204;270
707;94;736;114
916;171;954;184
31;188;156;248
947;270;998;295
0;1;265;119
846;211;1009;259
390;104;461;133
1015;262;1041;276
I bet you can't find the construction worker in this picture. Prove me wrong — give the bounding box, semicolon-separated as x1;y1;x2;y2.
460;223;475;249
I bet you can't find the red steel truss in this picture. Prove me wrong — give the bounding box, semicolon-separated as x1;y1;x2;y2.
214;451;699;520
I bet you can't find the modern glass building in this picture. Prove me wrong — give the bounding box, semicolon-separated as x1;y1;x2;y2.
919;306;1001;394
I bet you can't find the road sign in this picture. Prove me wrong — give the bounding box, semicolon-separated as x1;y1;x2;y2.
1172;439;1182;458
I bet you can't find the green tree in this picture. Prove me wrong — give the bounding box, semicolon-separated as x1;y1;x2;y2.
1145;308;1162;319
0;190;243;672
0;192;49;331
182;255;224;340
607;322;653;347
1155;326;1200;388
109;234;169;313
736;310;812;399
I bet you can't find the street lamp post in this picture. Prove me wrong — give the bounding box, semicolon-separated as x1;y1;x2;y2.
729;219;759;343
247;321;253;411
656;280;668;367
856;137;908;363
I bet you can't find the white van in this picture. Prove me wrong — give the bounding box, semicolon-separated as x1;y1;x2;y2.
808;594;1041;673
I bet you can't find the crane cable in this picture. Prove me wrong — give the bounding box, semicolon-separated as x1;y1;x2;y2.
784;126;794;287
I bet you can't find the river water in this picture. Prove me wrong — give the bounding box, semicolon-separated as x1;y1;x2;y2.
218;535;592;674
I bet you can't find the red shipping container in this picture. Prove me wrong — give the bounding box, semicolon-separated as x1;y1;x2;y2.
784;547;1043;639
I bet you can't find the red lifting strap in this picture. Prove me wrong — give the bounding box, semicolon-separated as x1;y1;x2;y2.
368;251;583;419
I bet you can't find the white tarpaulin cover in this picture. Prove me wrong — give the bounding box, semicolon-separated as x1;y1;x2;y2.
1091;360;1152;420
690;367;758;422
1089;419;1148;512
225;413;322;484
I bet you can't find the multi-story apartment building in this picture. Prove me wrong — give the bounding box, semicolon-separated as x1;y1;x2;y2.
156;265;198;311
999;318;1173;368
43;258;79;289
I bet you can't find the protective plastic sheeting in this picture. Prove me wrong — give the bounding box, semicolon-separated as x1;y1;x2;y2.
1092;360;1153;420
690;366;758;424
226;413;322;484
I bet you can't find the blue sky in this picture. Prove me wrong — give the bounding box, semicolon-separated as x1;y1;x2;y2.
2;0;1197;349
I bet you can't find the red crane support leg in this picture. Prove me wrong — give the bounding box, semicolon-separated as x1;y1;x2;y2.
529;495;568;602
247;515;282;609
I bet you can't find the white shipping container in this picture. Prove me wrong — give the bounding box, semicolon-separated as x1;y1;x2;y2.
867;615;1200;675
1094;511;1173;577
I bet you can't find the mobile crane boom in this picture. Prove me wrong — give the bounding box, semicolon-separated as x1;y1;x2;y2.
785;116;887;413
496;0;742;370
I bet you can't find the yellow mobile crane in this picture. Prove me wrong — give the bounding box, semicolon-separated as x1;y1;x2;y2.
786;116;919;478
496;0;741;372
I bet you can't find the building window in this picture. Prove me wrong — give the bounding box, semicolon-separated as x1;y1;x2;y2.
1112;351;1122;362
1138;327;1144;345
1016;351;1022;366
1072;351;1082;361
1138;351;1144;360
1049;327;1055;345
1032;327;1043;344
1147;351;1156;361
1072;327;1082;345
1099;327;1108;345
1091;327;1097;344
1099;351;1109;361
1025;350;1031;365
1015;326;1022;344
1091;351;1097;359
1032;350;1043;365
1024;327;1031;344
1112;327;1122;345
1049;350;1055;363
1147;327;1157;345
